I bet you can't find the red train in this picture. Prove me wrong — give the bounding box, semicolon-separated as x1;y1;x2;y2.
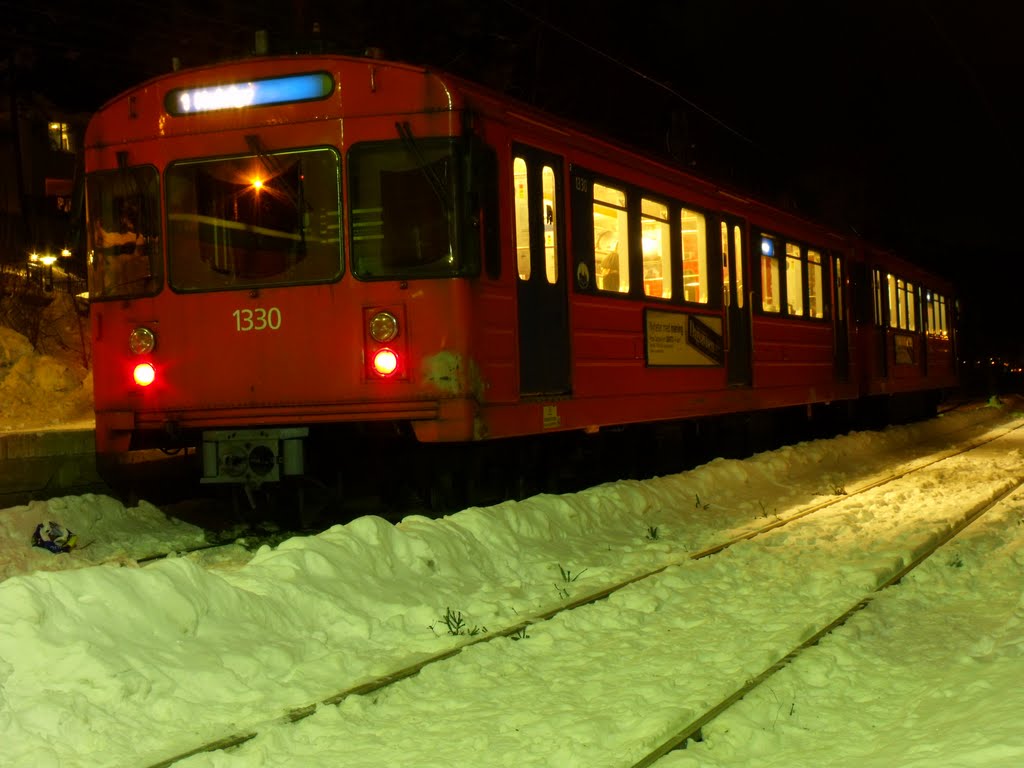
83;52;958;508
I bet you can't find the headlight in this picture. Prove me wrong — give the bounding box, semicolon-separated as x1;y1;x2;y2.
369;311;398;342
129;327;156;355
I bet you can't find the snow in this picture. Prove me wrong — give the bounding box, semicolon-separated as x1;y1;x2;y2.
0;294;94;433
1;325;1022;766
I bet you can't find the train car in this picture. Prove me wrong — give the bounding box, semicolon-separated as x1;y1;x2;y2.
853;245;958;400
83;51;958;508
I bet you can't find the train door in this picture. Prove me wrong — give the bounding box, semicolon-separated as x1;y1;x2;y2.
833;253;850;381
871;268;889;379
918;286;929;377
721;217;752;386
513;146;571;396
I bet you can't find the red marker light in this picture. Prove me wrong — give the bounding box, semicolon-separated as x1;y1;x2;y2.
133;363;156;387
372;348;398;377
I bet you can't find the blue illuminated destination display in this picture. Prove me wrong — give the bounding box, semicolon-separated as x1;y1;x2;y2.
166;72;334;115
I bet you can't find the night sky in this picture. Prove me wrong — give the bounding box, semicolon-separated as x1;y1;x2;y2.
5;0;1021;360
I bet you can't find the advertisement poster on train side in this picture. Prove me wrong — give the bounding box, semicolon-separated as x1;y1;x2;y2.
894;334;916;365
645;309;724;367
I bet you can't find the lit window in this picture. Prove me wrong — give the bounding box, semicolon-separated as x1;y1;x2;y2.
873;270;885;327
888;274;899;328
760;235;780;312
541;166;558;284
733;225;744;309
721;222;731;307
680;207;707;303
834;255;844;320
641;198;670;298
807;249;823;318
785;242;803;316
514;158;530;280
593;183;629;294
891;277;916;331
48;122;72;152
904;281;916;331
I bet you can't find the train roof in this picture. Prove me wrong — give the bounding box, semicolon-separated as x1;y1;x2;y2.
86;51;952;290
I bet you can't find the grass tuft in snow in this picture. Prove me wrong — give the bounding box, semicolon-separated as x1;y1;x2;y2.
431;607;487;637
557;564;587;582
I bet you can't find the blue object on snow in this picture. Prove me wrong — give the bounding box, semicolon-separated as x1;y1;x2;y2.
32;521;77;553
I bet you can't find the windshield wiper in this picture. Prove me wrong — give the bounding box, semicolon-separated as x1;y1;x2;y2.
395;121;451;211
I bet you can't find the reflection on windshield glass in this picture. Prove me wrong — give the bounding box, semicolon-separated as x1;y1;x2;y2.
167;147;342;291
86;167;162;300
349;139;461;278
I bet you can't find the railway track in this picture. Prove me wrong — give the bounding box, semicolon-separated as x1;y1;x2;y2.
141;418;1024;767
629;472;1024;766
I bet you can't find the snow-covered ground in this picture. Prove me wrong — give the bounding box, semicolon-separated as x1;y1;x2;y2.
1;395;1022;767
0;306;93;432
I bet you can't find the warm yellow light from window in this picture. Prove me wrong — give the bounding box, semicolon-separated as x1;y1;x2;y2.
513;157;530;280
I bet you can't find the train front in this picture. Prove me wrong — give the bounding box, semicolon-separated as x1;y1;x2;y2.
84;57;488;496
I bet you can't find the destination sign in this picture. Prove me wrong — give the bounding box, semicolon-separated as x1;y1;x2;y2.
166;72;334;115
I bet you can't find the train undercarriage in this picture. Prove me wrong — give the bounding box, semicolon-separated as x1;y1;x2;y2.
97;391;943;529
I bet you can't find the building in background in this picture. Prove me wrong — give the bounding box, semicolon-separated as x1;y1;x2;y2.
0;52;88;272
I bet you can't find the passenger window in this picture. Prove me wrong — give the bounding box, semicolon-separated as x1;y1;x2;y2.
641;198;670;298
721;222;730;308
594;183;629;294
760;235;780;312
680;207;708;303
807;249;824;318
834;255;844;319
872;269;885;327
890;277;914;331
513;157;530;280
887;274;899;328
541;166;558;284
785;242;803;316
733;224;744;309
904;281;916;331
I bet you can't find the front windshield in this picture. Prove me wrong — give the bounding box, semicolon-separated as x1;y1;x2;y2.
349;138;465;279
86;167;162;300
167;146;342;292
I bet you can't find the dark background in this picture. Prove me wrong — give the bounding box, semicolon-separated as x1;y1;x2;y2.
5;0;1021;365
